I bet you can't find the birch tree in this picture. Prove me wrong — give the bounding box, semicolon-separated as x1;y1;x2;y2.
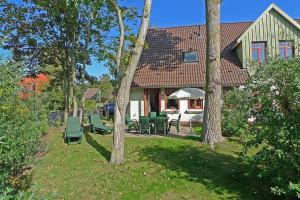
110;0;152;165
202;0;224;146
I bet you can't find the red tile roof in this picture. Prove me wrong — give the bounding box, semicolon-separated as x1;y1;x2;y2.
84;88;100;99
132;22;253;88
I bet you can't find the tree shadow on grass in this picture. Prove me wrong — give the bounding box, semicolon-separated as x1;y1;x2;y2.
140;145;272;200
166;134;201;142
84;132;111;162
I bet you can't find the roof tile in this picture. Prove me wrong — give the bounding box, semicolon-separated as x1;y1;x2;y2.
132;22;252;87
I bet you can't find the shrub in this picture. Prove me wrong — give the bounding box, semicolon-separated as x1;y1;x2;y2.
85;99;98;113
238;58;300;199
0;60;48;198
222;88;252;138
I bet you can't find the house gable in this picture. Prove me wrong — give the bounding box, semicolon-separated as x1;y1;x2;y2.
232;3;300;74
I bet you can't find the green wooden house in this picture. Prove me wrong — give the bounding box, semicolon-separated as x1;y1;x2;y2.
233;3;300;75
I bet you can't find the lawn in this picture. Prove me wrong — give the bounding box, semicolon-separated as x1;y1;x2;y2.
28;129;271;200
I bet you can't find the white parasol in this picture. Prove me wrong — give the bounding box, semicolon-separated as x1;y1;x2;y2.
168;88;205;135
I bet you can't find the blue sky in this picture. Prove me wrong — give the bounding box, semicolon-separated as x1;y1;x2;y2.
86;0;300;77
2;0;300;78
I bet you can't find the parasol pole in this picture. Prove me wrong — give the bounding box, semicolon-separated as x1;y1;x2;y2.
188;110;195;135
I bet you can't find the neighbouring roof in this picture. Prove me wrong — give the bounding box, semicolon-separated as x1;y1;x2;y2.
132;19;300;88
84;88;99;100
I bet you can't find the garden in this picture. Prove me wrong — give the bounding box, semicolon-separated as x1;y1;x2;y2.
0;0;300;199
1;58;299;199
29;129;269;200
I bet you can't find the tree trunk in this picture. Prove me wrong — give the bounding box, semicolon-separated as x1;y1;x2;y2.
80;10;92;123
73;95;78;117
110;0;126;165
111;96;126;164
114;0;125;88
110;0;152;165
202;0;224;147
71;40;77;117
80;64;86;122
63;73;69;124
69;79;73;114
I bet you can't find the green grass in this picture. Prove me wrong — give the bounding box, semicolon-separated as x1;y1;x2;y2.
193;125;203;135
29;129;271;200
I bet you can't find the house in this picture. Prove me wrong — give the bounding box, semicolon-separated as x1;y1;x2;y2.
84;88;101;100
129;3;300;123
19;73;49;99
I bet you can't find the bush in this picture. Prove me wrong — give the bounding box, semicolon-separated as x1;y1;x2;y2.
0;61;48;198
222;88;252;138
85;99;98;113
228;58;300;198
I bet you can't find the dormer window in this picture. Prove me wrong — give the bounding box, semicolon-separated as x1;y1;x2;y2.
183;51;198;62
279;41;294;58
252;42;267;62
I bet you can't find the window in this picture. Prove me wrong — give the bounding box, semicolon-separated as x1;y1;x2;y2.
167;99;179;109
188;99;204;109
165;88;180;109
279;41;294;58
183;51;198;62
252;42;267;62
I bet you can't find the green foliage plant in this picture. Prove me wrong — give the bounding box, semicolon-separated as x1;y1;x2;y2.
0;60;48;198
224;58;300;198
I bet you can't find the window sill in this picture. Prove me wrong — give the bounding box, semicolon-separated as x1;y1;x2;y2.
163;109;180;114
185;109;204;114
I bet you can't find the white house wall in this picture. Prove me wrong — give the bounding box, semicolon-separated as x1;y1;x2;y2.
129;88;144;120
163;99;204;123
129;88;204;123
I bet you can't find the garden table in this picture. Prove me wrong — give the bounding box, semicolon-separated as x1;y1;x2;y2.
148;116;169;134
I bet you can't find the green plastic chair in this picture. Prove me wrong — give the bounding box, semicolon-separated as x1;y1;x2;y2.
89;114;113;134
168;114;181;133
159;112;167;117
149;112;157;117
125;114;139;132
154;117;167;134
139;116;150;135
64;117;83;144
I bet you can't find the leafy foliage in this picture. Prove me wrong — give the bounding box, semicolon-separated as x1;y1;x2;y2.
85;100;98;113
222;88;252;138
97;73;114;103
224;58;300;198
0;0;121;118
0;60;48;198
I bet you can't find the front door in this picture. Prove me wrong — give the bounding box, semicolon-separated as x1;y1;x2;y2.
149;89;160;114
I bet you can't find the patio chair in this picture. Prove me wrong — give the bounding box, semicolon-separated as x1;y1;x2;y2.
154;117;167;134
149;112;157;117
64;117;83;144
168;114;181;133
139;116;150;135
159;112;167;117
125;114;139;132
89;114;113;134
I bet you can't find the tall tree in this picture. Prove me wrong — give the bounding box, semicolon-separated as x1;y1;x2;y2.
202;0;224;146
110;0;152;165
0;0;115;123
